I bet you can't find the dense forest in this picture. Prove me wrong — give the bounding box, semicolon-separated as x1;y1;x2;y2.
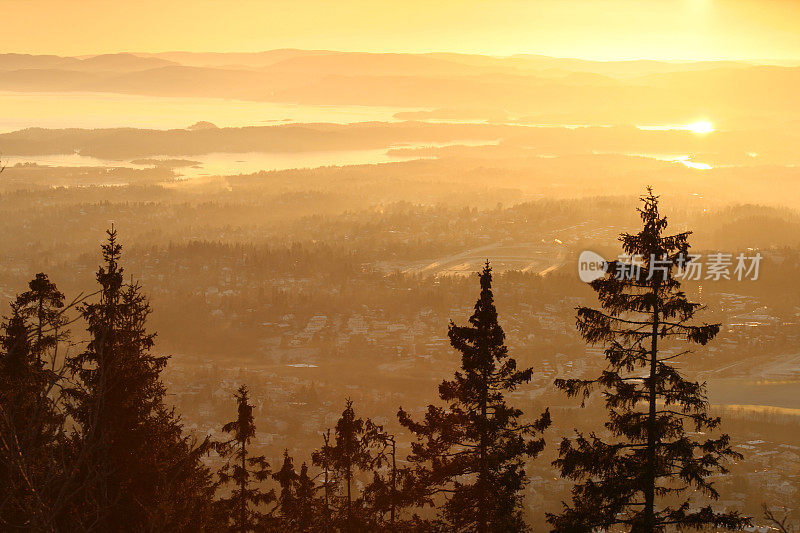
2;191;791;532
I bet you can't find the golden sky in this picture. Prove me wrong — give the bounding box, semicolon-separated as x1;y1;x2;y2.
5;0;800;60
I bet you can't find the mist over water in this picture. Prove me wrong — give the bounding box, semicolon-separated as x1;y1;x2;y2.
0;91;415;132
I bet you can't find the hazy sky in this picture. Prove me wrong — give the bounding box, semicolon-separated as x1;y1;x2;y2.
6;0;800;60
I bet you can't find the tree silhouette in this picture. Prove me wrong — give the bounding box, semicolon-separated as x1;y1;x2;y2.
272;449;321;531
215;384;275;532
311;398;387;532
360;431;414;531
273;449;300;529
64;228;216;530
763;503;794;533
15;273;68;367
0;274;79;529
548;188;750;531
0;307;60;528
398;262;551;532
315;429;335;532
294;462;317;532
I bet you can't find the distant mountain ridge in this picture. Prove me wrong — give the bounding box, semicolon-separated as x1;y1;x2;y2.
0;52;177;72
0;50;797;126
0;50;758;76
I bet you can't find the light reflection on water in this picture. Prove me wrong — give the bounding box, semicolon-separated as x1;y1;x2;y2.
0;91;418;132
7;145;715;183
6;140;497;180
0;91;723;176
636;121;715;134
172;149;431;177
6;149;430;178
592;150;714;169
673;155;712;170
1;92;715;135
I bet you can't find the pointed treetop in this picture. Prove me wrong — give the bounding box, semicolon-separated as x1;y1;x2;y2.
630;185;670;249
479;260;492;290
101;226;122;268
220;384;256;445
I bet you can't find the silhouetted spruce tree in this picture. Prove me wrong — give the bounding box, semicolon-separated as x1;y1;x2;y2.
64;229;217;530
0;308;54;528
215;384;275;532
548;188;750;531
273;449;299;529
294;462;317;532
15;273;69;367
311;398;386;532
272;451;320;532
398;262;551;532
0;274;70;530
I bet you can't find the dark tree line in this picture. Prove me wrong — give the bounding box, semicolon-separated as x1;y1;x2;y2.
1;229;216;531
0;190;757;531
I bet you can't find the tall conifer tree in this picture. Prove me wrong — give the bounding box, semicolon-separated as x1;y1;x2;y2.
15;273;68;367
548;188;750;531
272;450;320;531
312;399;386;532
0;274;70;530
215;385;275;532
398;262;550;532
293;462;317;532
273;449;299;529
64;229;216;530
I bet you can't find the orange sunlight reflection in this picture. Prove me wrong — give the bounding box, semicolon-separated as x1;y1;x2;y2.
637;121;715;134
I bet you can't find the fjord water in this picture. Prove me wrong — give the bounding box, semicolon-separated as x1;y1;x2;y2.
0;91;415;132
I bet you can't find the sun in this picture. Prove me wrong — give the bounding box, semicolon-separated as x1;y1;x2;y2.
685;121;714;134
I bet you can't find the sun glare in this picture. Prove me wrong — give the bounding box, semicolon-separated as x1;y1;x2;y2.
686;121;714;134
